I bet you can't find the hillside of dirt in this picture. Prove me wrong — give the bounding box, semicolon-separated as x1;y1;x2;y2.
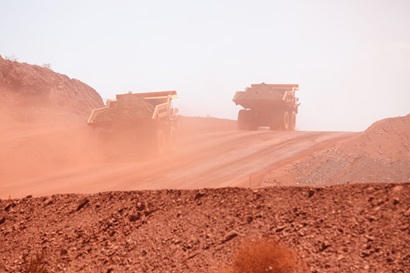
1;56;409;272
0;55;104;123
1;183;409;273
262;114;410;187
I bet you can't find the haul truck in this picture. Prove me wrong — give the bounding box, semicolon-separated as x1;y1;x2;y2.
87;90;178;154
233;83;300;131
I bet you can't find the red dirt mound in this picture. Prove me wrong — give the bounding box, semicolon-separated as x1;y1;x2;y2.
0;183;409;272
95;95;155;123
263;115;410;186
339;114;410;160
0;55;104;123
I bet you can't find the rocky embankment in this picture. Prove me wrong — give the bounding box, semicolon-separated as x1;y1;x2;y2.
0;55;103;122
1;183;409;272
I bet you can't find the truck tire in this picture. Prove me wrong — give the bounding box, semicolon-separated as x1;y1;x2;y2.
238;110;257;130
289;111;296;131
281;111;290;130
247;110;258;130
238;110;248;130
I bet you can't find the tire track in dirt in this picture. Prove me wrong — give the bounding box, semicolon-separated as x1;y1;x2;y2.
73;131;319;191
104;131;355;191
148;131;355;189
3;130;355;198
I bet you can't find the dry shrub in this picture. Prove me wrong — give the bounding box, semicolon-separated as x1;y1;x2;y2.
226;240;298;273
22;253;48;273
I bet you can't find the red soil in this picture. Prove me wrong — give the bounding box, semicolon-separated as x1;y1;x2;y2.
262;115;410;187
0;57;409;272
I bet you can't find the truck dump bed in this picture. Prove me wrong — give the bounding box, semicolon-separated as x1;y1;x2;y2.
87;90;177;128
233;84;299;109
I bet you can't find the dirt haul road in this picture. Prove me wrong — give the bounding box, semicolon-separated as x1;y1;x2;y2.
1;119;355;198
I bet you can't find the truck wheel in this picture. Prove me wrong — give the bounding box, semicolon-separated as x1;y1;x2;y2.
281;111;290;130
289;111;296;131
247;110;258;130
238;110;248;130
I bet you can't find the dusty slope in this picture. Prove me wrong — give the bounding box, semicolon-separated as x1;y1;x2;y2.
0;55;103;122
1;55;409;272
262;115;410;187
1;183;409;273
0;115;241;196
0;122;353;198
0;55;105;186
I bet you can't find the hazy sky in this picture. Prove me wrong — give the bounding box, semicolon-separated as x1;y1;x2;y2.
1;0;409;131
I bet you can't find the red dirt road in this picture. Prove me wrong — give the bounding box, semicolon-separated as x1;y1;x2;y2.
1;58;409;272
0;118;354;198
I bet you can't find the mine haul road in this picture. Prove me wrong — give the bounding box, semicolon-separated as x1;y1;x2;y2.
3;128;355;198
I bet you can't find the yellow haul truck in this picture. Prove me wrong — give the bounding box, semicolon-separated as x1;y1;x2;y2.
87;90;178;155
233;83;300;131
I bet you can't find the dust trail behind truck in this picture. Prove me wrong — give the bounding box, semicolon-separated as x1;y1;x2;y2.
233;83;300;131
87;90;178;156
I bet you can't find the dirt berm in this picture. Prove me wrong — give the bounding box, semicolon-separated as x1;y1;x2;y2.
0;55;103;122
1;183;409;272
262;114;410;187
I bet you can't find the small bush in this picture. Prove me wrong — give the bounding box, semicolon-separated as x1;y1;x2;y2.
42;63;52;69
22;253;48;273
225;240;298;273
5;55;18;62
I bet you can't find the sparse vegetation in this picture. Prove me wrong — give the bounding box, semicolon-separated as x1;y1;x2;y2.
221;240;298;273
4;55;18;62
42;63;52;69
22;253;48;273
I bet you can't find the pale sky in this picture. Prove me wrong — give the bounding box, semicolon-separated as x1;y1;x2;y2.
1;0;409;131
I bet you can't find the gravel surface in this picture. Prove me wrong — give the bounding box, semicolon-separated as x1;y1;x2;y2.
1;183;409;273
263;115;410;187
